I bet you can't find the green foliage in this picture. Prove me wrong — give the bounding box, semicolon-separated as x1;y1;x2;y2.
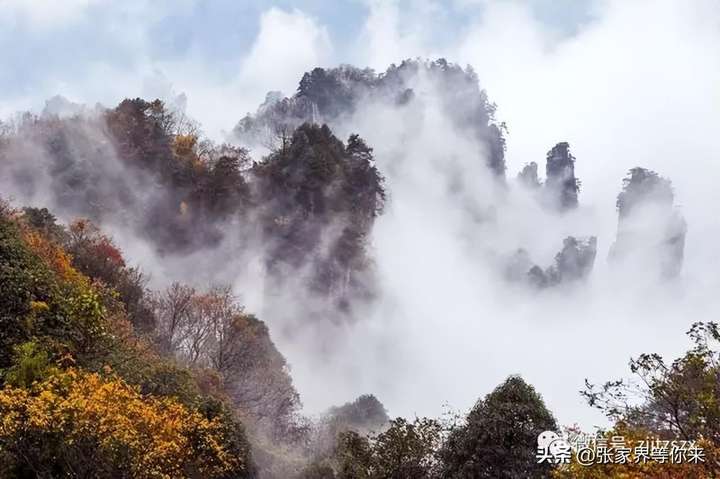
0;218;67;368
438;376;558;479
0;212;258;476
569;323;720;477
255;123;385;307
105;98;251;252
4;96;387;314
334;417;443;479
22;207;67;243
3;341;58;388
201;155;251;217
335;430;374;479
326;394;389;433
65;218;156;332
371;417;443;479
239;59;506;176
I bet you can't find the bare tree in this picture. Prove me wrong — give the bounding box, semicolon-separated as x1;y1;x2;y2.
151;282;195;355
152;283;303;440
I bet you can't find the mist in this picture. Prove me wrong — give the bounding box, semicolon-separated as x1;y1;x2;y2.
247;0;720;431
2;0;720;434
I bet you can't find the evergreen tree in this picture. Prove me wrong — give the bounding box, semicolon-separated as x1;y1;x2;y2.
439;376;558;479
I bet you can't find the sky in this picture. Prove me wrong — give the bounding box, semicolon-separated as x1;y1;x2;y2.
0;0;597;136
2;0;720;431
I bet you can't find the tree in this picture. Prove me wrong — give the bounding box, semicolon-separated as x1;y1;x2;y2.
153;284;303;441
202;155;250;217
584;322;720;445
0;369;254;478
22;207;67;243
326;394;389;433
371;417;443;479
253;124;385;310
344;135;386;223
237;60;506;177
0;216;107;369
334;417;443;479
65;218;156;332
313;395;390;461
439;376;558;479
577;322;720;476
0;208;259;478
335;431;374;479
152;282;196;354
552;423;719;479
546;236;597;284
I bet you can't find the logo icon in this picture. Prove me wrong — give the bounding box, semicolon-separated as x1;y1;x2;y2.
537;430;572;464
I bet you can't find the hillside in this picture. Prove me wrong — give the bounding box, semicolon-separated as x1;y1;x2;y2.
0;58;717;478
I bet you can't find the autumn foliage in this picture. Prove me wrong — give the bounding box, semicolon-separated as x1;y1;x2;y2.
552;425;720;479
0;369;251;478
0;208;256;478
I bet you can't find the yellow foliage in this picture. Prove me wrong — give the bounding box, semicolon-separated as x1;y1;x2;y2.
173;134;198;157
0;369;247;478
20;223;108;340
29;300;49;313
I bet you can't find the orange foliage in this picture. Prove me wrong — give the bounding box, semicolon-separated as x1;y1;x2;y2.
22;228;84;284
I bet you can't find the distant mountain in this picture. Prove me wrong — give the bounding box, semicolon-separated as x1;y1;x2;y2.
234;58;507;178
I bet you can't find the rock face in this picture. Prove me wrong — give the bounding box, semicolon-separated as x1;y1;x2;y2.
516;142;580;211
544;142;579;211
506;236;598;289
234;59;507;178
517;162;541;190
528;236;597;288
551;236;598;282
507;142;593;288
609;167;686;278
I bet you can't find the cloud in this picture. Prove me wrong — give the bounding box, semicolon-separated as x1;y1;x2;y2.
153;7;334;139
302;0;720;429
3;0;720;432
0;0;103;29
222;0;720;432
239;8;332;97
356;0;433;69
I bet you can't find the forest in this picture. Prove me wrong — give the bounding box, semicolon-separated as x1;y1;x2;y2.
0;57;717;478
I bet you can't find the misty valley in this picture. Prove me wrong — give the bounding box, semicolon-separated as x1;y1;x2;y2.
1;19;720;479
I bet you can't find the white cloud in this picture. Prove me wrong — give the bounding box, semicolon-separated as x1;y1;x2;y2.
305;0;720;429
240;8;332;97
161;7;334;139
0;0;103;29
